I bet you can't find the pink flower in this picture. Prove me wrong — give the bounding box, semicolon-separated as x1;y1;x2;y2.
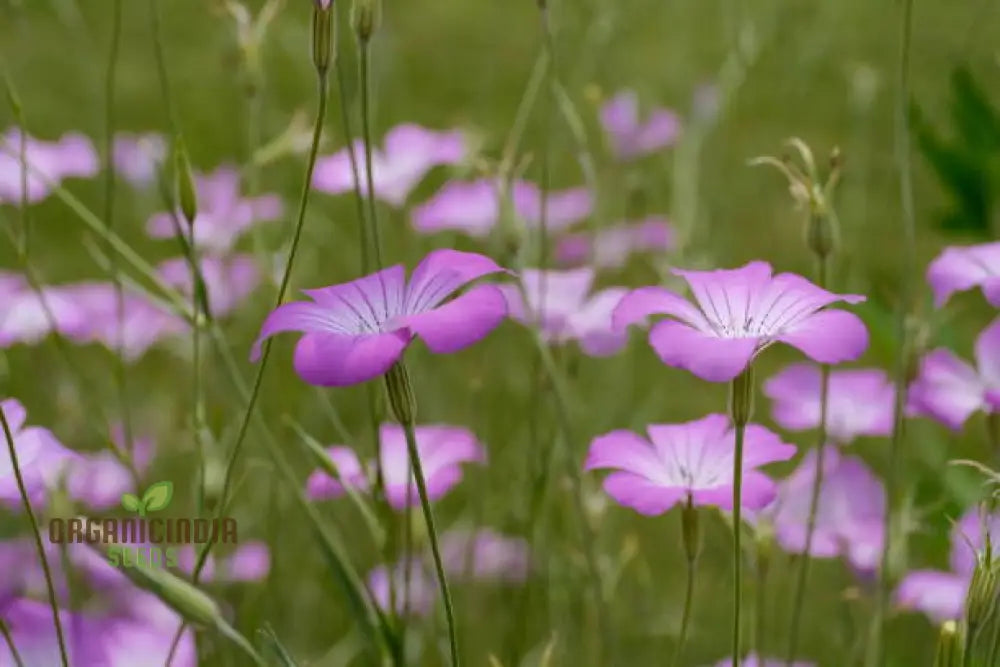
763;363;894;443
709;656;813;667
0;129;98;204
555;217;674;269
613;261;869;382
439;529;531;583
313;124;466;207
767;448;885;572
176;542;271;583
112;132;167;187
585;414;795;515
368;558;437;617
157;254;261;317
927;242;1000;308
147;165;283;254
896;507;1000;623
306;423;485;509
411;178;593;237
251;249;508;387
502;268;628;356
0;279;91;347
908;316;1000;430
600;90;681;161
0;398;76;508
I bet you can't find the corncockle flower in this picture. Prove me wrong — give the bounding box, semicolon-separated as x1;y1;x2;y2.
613;261;869;382
584;414;795;515
147;166;283;254
766;448;885;572
600;90;681;161
176;542;271;582
897;507;1000;624
763;363;894;443
908;317;1000;430
158;255;261;317
250;249;508;387
555;217;674;269
439;529;531;582
0;129;99;204
501;268;628;356
411;178;593;237
368;558;436;617
709;656;813;667
112;132;167;187
927;242;1000;308
0;398;73;507
0;279;90;347
306;423;485;509
313;124;466;206
59;426;154;511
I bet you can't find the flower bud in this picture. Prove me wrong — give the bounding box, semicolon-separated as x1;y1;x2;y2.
384;362;417;426
805;210;837;261
933;620;963;667
311;0;335;74
728;366;755;427
173;137;198;227
352;0;379;43
964;551;1000;659
680;497;700;564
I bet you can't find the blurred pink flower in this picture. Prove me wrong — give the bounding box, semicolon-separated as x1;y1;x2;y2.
896;507;1000;623
439;529;531;583
585;414;795;515
555;217;674;269
501;268;628;356
368;558;437;617
147;165;283;254
176;542;271;583
411;178;593;237
763;363;894;443
614;261;868;382
709;656;813;667
251;249;508;387
600;90;681;161
0;128;98;204
927;242;1000;308
908;316;1000;430
313;123;466;206
112;132;167;187
0;278;91;347
157;254;261;317
766;448;885;573
0;398;75;508
307;423;485;509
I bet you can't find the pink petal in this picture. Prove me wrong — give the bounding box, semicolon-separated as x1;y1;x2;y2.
896;570;967;624
908;349;985;430
402;283;507;353
975;316;1000;387
405;249;507;313
292;330;410;387
612;286;707;331
777;309;869;364
584;429;663;475
411;179;499;237
601;471;685;516
648;320;759;382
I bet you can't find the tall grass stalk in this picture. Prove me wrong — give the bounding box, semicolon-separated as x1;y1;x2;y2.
0;405;69;667
867;1;917;664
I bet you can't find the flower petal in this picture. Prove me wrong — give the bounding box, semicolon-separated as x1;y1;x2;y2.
612;286;707;331
405;249;507;313
908;349;985;430
601;471;685;516
584;429;663;475
896;570;968;624
411;179;499;237
292;330;410;387
975;316;1000;388
402;283;506;353
250;301;348;361
777;309;868;364
648;320;759;382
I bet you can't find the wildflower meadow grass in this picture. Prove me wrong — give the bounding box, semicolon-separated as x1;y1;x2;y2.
1;0;1000;665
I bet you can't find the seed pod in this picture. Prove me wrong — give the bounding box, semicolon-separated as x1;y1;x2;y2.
680;497;701;564
933;620;962;667
384;362;417;426
728;366;755;427
311;0;335;74
352;0;379;43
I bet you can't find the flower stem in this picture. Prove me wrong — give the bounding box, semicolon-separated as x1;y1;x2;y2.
672;499;700;667
672;557;697;667
0;405;69;667
0;614;24;666
785;255;831;666
755;541;770;658
359;41;385;270
729;367;754;667
867;1;916;664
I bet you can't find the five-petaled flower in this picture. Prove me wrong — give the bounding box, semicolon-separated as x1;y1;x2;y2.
250;249;509;387
584;414;795;515
927;242;1000;308
306;423;486;508
613;261;869;382
908;316;1000;430
599;90;681;161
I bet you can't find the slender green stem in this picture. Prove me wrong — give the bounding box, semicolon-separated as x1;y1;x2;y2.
672;558;697;667
0;406;69;667
755;543;770;659
672;501;699;667
0;616;24;667
359;41;385;270
150;0;178;131
868;1;916;664
731;420;747;667
398;417;460;666
785;256;831;666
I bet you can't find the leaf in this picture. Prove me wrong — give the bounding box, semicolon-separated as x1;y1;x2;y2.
257;625;300;667
120;493;141;513
142;481;174;513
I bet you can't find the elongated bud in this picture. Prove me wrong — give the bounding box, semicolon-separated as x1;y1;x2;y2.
311;0;335;74
964;551;1000;658
805;210;837;261
728;366;755;427
352;0;379;43
384;362;417;425
173;137;198;226
933;620;963;667
681;497;700;564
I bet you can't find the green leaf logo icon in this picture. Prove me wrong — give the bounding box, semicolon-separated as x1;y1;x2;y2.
142;481;173;513
120;493;141;513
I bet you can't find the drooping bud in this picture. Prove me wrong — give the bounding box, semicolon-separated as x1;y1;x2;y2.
311;0;335;74
384;361;417;426
680;496;701;564
352;0;379;43
728;366;755;427
933;620;963;667
173;136;198;227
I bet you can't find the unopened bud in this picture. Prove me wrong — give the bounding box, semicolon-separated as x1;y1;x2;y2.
964;551;1000;657
933;620;963;667
311;0;335;74
173;137;198;227
805;211;837;260
728;366;755;427
352;0;379;43
680;497;700;564
384;362;417;426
